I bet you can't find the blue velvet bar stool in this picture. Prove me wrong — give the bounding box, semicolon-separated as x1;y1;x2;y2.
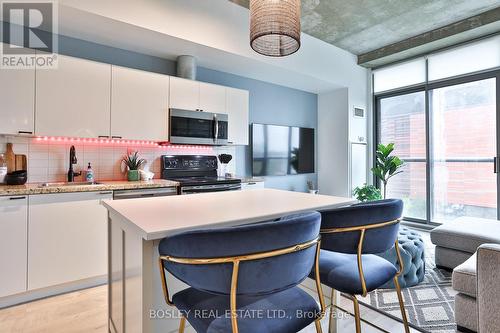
312;199;410;333
158;211;326;333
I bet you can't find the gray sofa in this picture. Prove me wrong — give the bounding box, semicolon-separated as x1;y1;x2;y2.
430;217;500;332
430;217;500;269
452;244;500;333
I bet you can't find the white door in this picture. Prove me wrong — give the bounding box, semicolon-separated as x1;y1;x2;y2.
199;82;226;113
226;87;249;145
169;76;199;110
0;195;28;297
28;191;112;290
0;43;35;135
35;54;111;138
111;66;169;141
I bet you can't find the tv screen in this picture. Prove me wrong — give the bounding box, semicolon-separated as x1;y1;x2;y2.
252;123;315;176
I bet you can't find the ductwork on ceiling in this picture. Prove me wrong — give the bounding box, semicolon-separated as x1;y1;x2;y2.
176;55;197;80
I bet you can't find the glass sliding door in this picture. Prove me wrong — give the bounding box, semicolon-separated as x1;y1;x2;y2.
378;91;427;220
430;78;497;223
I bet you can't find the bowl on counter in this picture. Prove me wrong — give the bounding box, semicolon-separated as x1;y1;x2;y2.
5;170;28;185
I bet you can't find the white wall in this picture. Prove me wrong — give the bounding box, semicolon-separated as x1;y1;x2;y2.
318;88;350;197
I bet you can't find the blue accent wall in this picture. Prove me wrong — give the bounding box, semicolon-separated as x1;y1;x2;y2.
2;29;318;191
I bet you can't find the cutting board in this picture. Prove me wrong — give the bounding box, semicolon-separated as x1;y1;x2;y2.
15;154;27;171
5;143;15;173
4;143;27;172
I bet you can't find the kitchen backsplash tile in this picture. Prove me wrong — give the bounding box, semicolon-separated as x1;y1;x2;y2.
0;136;236;183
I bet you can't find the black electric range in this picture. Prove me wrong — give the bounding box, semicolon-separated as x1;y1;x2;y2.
161;155;241;194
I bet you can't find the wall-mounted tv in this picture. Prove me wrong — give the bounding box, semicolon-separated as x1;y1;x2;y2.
252;123;315;176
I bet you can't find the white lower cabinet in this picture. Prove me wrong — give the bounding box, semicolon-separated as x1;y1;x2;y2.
28;191;112;290
0;196;28;298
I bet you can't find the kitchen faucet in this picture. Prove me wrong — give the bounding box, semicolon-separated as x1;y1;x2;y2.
67;145;82;182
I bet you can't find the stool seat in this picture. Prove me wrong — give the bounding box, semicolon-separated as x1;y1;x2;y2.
310;250;397;294
173;286;320;333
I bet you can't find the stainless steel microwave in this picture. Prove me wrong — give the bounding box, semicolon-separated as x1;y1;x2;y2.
169;109;228;145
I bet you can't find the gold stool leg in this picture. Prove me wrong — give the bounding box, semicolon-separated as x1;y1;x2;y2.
179;316;186;333
315;319;323;333
393;277;410;333
328;288;337;333
351;295;362;333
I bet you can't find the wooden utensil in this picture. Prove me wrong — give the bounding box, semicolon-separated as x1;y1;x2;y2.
5;143;15;173
15;154;27;171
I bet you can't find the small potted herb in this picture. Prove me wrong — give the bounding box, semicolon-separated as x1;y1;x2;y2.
307;180;318;194
122;151;146;181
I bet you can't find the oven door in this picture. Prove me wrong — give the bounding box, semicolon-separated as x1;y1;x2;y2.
181;183;241;194
170;109;228;145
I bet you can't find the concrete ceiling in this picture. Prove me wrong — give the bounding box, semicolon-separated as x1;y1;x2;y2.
300;0;499;54
232;0;500;66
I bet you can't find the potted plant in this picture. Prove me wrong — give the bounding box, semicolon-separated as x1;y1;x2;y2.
371;143;405;198
122;151;146;181
353;184;382;202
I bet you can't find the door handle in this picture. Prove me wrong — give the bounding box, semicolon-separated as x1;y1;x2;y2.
495;157;499;174
214;115;219;144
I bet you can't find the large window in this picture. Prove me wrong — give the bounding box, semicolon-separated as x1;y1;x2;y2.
374;36;500;224
430;78;497;222
378;92;427;220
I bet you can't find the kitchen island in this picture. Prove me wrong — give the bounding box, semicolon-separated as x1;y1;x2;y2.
101;189;356;333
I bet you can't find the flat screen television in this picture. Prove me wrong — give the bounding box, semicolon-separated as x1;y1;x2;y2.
252;123;315;176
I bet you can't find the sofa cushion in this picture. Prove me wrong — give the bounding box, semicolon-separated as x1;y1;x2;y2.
430;217;500;254
452;253;477;297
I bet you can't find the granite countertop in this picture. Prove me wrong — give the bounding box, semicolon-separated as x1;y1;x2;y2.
0;179;179;196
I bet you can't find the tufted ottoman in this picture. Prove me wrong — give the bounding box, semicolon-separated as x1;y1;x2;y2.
377;227;426;288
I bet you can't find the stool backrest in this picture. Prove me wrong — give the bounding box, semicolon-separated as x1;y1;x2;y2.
320;199;403;254
159;211;321;296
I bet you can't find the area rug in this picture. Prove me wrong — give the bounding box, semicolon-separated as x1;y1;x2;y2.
360;231;458;333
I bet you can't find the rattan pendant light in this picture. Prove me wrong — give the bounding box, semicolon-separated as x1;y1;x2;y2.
250;0;301;57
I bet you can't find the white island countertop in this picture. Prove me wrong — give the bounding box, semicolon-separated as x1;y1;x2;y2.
101;188;356;241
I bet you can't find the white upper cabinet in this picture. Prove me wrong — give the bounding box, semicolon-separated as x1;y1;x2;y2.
35;54;111;138
199;82;226;113
0;43;35;135
169;76;199;110
0;195;28;298
226;87;249;145
111;66;169;141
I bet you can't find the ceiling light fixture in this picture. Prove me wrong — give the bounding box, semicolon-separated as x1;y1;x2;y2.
249;0;301;57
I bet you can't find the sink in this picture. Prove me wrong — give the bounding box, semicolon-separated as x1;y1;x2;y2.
39;181;102;188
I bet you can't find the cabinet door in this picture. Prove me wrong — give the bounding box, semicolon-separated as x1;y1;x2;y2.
28;191;112;290
199;82;226;113
35;54;111;138
111;66;169;141
0;196;28;297
226;87;249;145
169;76;199;110
0;43;35;136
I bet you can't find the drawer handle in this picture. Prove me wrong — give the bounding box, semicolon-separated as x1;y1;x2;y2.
98;191;113;195
247;182;256;185
18;131;33;135
98;135;110;138
9;196;26;200
111;136;122;139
